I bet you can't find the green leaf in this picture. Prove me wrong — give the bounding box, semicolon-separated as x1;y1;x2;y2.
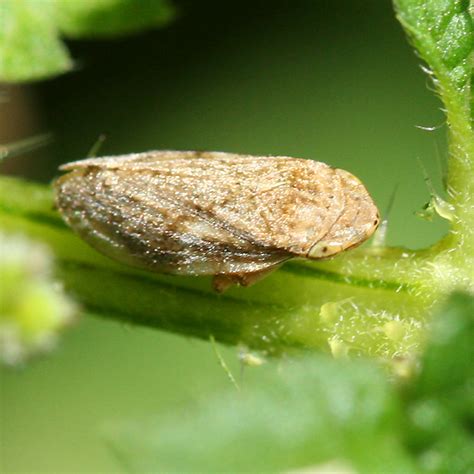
416;292;473;399
394;0;474;92
106;357;418;473
0;0;175;82
0;0;72;82
403;292;474;473
55;0;175;39
104;293;473;473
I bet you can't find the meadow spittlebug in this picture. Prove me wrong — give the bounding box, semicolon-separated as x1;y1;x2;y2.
54;151;379;291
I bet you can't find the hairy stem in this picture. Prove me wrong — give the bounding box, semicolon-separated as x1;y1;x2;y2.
2;0;474;361
0;175;450;358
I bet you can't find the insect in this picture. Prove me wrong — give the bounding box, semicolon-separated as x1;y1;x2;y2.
54;151;379;292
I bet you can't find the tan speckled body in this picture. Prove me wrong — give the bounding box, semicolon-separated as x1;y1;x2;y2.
54;151;379;290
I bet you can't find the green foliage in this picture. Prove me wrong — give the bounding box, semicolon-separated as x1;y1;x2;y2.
0;232;76;365
395;0;474;283
394;0;474;93
105;293;473;473
0;1;71;82
107;360;415;473
0;175;434;360
1;0;473;362
0;1;472;361
55;0;175;38
402;292;474;473
0;0;175;82
0;1;473;470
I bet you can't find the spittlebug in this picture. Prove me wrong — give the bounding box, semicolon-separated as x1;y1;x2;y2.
54;151;379;291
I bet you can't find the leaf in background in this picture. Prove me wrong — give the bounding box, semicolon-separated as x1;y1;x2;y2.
105;357;417;473
105;293;473;473
403;292;474;474
415;292;473;401
55;0;175;38
0;0;72;82
0;0;175;82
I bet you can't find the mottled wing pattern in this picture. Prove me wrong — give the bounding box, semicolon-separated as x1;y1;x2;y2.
55;151;375;276
307;169;380;258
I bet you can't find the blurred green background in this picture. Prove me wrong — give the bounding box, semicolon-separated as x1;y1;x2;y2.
1;0;449;472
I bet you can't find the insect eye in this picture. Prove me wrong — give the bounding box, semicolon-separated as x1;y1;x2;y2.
308;242;343;259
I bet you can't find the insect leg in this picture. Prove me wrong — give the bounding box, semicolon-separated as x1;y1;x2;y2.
212;264;282;292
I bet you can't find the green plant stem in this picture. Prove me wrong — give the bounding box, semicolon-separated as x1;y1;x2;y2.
431;82;474;292
393;0;474;271
2;1;473;363
0;175;458;359
438;72;474;256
